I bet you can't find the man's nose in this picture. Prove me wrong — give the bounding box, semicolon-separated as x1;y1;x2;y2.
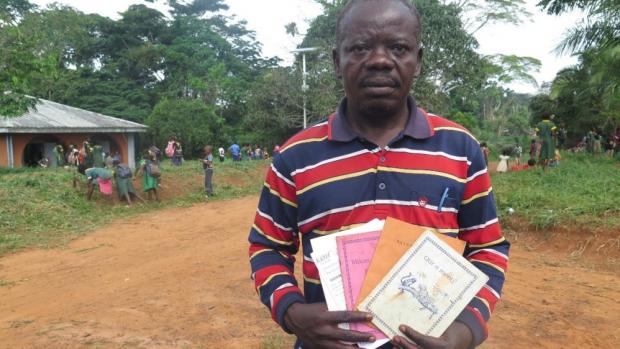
365;46;395;70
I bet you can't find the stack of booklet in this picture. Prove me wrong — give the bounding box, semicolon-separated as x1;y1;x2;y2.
311;217;488;349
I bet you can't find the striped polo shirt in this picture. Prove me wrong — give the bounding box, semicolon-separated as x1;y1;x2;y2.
249;96;509;348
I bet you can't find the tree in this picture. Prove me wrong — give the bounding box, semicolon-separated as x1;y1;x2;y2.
0;0;43;116
449;0;531;35
538;0;619;53
145;98;224;157
537;0;620;141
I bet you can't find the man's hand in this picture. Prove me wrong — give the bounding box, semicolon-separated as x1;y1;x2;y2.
283;302;376;349
392;321;473;349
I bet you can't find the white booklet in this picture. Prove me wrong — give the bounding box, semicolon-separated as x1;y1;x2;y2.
358;230;488;339
310;219;389;349
310;219;384;313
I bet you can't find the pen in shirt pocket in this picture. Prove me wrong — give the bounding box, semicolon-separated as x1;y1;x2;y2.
437;187;450;212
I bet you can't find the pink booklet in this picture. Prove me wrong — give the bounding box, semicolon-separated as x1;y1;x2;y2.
336;231;386;339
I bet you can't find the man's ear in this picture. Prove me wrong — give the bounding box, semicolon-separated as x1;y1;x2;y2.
414;47;423;78
332;47;342;79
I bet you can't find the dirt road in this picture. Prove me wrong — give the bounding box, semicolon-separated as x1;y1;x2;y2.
0;197;618;348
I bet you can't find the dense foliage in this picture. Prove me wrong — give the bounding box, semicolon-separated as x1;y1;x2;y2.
532;0;620;143
3;0;593;157
264;0;540;151
1;0;275;154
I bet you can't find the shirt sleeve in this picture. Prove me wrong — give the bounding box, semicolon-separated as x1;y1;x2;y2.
456;143;510;346
248;155;305;332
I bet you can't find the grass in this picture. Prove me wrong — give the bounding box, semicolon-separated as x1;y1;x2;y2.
491;152;620;231
0;158;268;256
0;279;16;287
1;152;618;256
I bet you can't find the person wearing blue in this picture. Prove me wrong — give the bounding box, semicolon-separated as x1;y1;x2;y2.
229;143;241;161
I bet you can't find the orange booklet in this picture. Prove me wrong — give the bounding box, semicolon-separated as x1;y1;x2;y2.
356;217;466;309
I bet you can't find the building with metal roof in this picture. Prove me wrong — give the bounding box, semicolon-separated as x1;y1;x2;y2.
1;98;147;168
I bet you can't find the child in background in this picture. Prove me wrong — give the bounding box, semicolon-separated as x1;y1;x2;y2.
136;150;160;202
496;149;510;173
113;160;145;206
79;165;113;200
513;143;522;165
480;142;490;166
104;152;114;169
550;149;561;167
202;145;215;198
529;139;537;162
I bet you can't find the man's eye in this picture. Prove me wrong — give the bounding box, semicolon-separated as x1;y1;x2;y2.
392;44;408;53
351;45;368;53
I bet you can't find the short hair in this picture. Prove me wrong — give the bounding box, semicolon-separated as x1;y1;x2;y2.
335;0;421;48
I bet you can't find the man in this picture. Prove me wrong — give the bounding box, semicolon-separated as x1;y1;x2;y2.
229;142;241;161
535;113;557;169
248;1;509;348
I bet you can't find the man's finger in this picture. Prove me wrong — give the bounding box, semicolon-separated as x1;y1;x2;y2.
324;327;376;343
398;325;444;348
324;310;373;323
392;335;422;349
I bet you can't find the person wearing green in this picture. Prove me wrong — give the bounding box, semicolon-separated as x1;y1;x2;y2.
82;140;94;168
113;160;145;206
79;166;113;200
92;143;104;168
535;113;557;169
52;144;64;167
135;150;160;202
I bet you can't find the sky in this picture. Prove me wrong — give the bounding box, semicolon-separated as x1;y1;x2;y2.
32;0;584;94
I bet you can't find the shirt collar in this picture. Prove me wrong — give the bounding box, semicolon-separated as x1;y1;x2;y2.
328;96;433;142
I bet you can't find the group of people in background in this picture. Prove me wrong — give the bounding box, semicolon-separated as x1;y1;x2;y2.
227;143;273;162
165;137;183;166
77;146;160;206
43;134;279;205
484;112;620;175
39;140;122;169
570;127;620;157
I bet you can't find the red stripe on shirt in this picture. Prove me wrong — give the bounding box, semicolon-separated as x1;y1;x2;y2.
280;121;330;149
476;286;499;313
254;265;292;289
254;214;296;244
469;250;508;272
387;152;469;179
294;153;377;191
459;222;502;245
270;286;303;321
265;169;297;203
303;260;320;280
463;175;491;200
299;204;458;234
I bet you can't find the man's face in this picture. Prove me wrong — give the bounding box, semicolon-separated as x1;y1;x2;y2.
333;1;422;118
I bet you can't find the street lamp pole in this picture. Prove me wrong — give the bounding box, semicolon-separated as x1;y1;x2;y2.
291;47;319;129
